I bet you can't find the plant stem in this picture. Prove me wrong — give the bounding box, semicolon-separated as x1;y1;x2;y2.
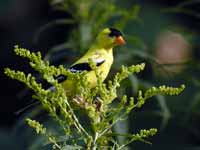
98;116;124;138
53;142;62;150
92;132;99;150
65;99;89;137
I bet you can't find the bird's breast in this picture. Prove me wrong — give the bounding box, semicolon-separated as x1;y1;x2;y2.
86;53;113;88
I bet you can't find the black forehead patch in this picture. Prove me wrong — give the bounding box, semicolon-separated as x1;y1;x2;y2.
109;28;123;37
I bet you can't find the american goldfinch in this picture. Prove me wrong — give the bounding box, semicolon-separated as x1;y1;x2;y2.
16;28;125;114
56;28;125;96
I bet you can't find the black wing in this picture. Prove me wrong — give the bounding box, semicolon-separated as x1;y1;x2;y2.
56;59;105;83
69;63;92;73
69;59;105;73
56;75;67;83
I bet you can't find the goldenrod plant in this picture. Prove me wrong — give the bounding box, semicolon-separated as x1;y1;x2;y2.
5;46;185;149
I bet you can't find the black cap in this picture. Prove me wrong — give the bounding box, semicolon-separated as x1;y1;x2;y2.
109;28;123;37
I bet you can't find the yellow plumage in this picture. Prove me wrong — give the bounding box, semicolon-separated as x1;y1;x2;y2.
60;28;125;96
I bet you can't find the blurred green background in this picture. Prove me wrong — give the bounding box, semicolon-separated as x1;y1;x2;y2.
0;0;200;149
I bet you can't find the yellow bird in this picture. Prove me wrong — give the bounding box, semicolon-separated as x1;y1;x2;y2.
16;28;125;114
55;28;125;96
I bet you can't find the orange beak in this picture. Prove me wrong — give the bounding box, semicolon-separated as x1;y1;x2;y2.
115;36;126;45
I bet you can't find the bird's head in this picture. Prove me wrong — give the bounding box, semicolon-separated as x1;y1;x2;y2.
96;28;125;49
